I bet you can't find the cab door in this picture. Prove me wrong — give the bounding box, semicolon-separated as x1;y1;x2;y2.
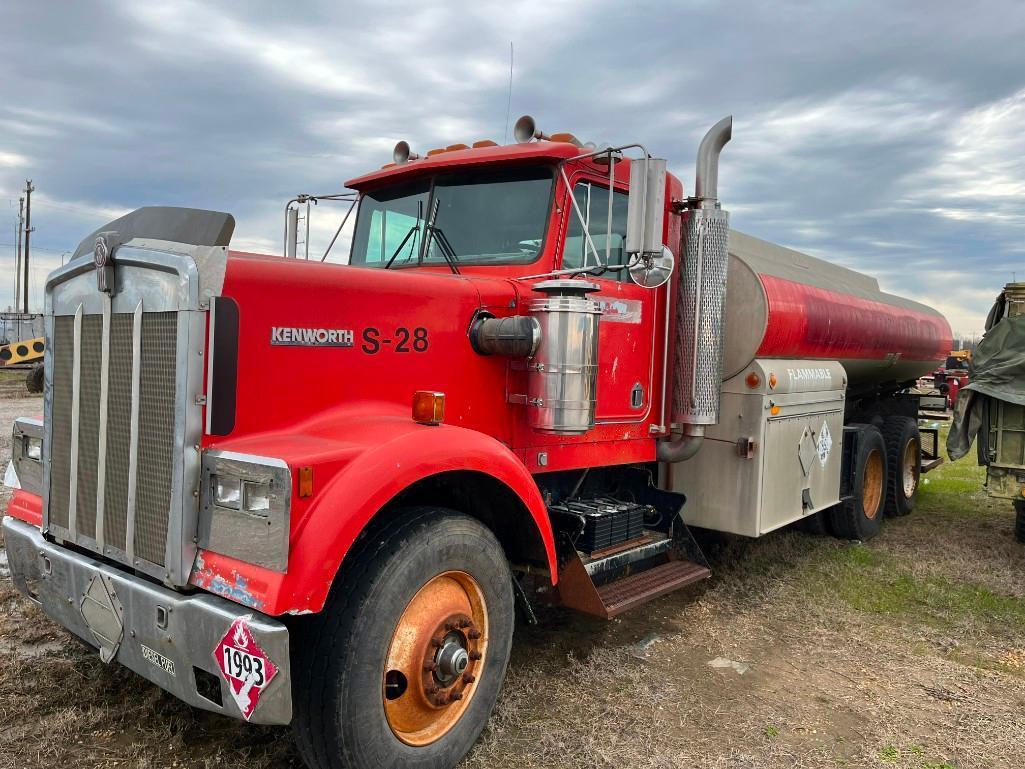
562;180;657;423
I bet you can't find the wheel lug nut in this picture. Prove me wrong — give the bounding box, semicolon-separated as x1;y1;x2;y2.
449;691;463;701
444;622;456;631
467;630;481;640
426;684;438;694
458;619;471;629
469;651;482;661
462;673;475;684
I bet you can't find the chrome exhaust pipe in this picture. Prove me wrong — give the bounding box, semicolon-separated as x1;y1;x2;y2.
658;116;732;463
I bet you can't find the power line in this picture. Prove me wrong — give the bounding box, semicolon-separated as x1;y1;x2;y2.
0;241;73;254
32;199;116;218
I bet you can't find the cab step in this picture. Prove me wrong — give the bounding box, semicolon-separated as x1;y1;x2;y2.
597;559;710;616
549;473;711;620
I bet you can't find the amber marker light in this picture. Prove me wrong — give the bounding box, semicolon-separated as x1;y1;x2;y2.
771;405;781;416
413;391;446;425
298;466;314;498
768;372;778;389
746;372;761;389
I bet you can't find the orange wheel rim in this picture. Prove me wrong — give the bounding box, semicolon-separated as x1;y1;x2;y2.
862;449;884;519
383;571;488;746
902;438;920;498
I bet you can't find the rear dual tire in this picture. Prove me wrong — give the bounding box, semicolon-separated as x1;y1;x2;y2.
829;425;888;541
882;417;920;518
292;507;514;769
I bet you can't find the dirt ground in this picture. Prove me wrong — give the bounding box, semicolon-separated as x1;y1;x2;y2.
2;393;1024;769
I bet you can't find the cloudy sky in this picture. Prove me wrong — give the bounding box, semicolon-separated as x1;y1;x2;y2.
2;0;1024;335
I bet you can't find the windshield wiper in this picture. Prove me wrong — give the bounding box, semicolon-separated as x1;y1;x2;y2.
419;198;460;274
384;200;423;269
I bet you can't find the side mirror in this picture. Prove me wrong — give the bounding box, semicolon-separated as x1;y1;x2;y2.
628;244;675;288
625;157;667;277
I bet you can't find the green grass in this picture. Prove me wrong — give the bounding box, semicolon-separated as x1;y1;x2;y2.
798;424;1025;639
877;745;899;763
915;425;992;509
809;543;1025;631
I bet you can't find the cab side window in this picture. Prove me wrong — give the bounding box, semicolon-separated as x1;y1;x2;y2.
563;182;629;280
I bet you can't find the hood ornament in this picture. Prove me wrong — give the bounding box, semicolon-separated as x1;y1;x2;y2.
94;235;115;294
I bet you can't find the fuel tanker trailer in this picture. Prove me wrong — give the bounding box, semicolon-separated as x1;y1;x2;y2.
671;230;951;540
3;113;950;769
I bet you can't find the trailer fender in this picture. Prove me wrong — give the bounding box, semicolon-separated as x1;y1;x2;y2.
192;421;556;616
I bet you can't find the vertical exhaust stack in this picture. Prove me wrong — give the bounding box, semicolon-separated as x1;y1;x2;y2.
658;116;732;463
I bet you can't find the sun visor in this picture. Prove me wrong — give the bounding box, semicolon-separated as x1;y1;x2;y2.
71;206;235;261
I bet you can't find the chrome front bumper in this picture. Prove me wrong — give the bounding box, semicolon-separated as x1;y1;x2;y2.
2;516;292;725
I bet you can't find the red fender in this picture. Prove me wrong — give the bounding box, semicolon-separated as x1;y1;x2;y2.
191;418;557;616
6;488;43;527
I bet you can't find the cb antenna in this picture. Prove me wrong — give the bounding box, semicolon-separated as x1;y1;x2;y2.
503;42;514;144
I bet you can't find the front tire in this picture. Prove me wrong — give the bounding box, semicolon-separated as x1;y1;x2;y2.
1014;500;1025;544
292;507;514;769
883;416;920;517
830;426;888;541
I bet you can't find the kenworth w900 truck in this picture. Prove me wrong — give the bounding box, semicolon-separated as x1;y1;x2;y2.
3;115;950;769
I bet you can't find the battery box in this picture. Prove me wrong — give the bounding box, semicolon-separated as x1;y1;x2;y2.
551;498;647;554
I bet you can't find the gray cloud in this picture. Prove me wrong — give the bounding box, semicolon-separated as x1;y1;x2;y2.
2;0;1024;334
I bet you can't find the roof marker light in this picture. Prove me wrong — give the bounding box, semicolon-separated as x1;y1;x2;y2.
550;132;583;148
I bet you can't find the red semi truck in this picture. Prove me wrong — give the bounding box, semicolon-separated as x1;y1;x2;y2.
3;115;950;768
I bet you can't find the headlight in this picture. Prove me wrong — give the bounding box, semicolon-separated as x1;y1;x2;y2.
211;475;275;514
23;436;42;461
243;480;272;512
201;451;292;572
213;475;242;509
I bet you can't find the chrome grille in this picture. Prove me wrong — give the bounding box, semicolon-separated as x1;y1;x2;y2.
103;313;135;550
48;309;179;568
48;317;73;529
76;315;102;540
135;313;178;565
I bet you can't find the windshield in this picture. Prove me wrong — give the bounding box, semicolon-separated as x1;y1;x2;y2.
349;166;554;268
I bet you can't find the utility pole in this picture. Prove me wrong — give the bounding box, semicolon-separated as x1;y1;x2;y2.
14;197;23;313
22;180;34;314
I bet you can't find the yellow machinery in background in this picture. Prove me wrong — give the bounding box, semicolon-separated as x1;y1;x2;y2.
0;336;45;365
0;337;45;393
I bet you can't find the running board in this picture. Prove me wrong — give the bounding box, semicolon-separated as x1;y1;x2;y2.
556;523;710;619
559;552;710;619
